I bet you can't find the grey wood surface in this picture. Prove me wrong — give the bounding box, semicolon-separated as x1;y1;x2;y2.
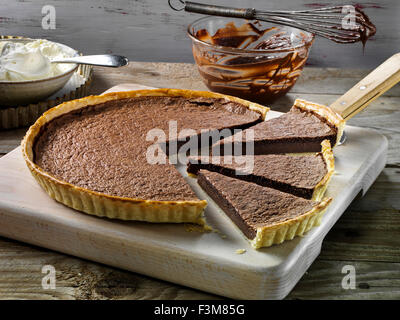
0;62;399;299
0;0;399;68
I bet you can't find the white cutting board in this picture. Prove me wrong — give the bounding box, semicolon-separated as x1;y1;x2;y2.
0;84;388;299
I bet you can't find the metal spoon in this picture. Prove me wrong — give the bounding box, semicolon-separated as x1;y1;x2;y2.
51;54;129;68
0;43;12;56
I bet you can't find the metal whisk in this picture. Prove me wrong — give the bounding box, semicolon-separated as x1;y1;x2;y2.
169;0;376;44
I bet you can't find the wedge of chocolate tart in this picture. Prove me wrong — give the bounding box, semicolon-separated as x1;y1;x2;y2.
22;89;268;224
188;140;334;201
197;170;332;248
212;99;345;155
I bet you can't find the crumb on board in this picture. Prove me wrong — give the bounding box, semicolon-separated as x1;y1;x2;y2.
183;223;229;239
235;249;246;254
184;223;213;233
209;227;228;239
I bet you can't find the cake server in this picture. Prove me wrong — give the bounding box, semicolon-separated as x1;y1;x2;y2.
327;53;400;145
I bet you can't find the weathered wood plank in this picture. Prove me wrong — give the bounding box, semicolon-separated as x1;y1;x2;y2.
0;235;399;300
0;237;219;300
0;128;26;154
91;63;400;97
0;0;397;69
320;168;400;263
287;260;400;300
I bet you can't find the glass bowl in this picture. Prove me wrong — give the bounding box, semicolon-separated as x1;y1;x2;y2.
187;17;314;105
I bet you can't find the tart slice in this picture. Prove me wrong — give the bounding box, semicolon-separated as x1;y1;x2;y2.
197;170;332;248
188;140;334;201
22;89;268;224
213;98;345;155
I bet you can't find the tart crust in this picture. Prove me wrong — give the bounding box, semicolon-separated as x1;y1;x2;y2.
311;140;335;201
251;197;332;249
21;88;269;223
293;99;345;146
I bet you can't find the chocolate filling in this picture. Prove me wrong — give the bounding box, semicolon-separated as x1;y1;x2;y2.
33;96;262;201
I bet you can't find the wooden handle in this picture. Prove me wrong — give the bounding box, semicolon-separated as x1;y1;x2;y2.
330;53;400;120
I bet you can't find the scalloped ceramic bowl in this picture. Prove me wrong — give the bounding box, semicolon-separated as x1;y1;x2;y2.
0;38;78;107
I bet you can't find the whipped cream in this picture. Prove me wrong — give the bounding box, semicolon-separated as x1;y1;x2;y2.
0;39;76;81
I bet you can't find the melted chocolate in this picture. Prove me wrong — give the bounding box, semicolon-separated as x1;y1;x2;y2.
192;22;313;104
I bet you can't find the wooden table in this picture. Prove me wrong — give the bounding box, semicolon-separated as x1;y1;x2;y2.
0;62;399;300
2;0;397;70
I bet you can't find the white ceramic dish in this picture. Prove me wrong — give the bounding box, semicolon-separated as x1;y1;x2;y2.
0;38;78;106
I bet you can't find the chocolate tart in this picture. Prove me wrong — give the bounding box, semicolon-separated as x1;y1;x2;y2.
197;170;332;248
213;98;345;154
188;140;334;201
22;89;268;223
